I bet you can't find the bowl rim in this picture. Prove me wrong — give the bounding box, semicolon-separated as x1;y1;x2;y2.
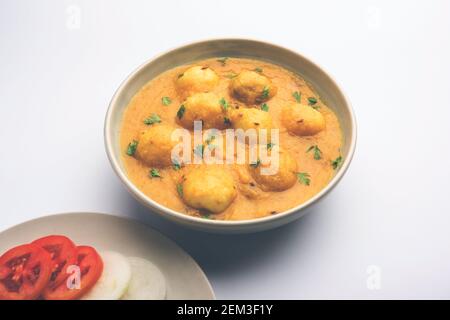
104;37;357;228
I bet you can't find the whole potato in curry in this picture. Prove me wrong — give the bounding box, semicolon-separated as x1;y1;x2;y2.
176;66;219;98
281;103;325;136
249;148;298;192
181;166;237;213
135;124;178;167
230;107;274;143
229;70;277;105
178;92;227;129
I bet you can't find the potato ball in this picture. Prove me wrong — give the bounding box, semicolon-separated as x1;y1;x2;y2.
176;66;219;98
229;70;277;105
135;124;178;167
249;148;298;192
230;107;274;143
177;92;226;129
281;103;325;136
181;166;237;213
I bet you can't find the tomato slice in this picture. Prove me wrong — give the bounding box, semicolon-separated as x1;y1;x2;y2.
43;245;103;300
32;235;77;290
0;243;52;300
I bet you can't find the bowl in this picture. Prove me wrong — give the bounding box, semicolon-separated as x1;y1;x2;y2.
104;38;357;233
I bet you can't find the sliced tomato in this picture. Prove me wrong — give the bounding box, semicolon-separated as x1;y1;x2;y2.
0;243;52;300
32;235;77;290
43;245;103;300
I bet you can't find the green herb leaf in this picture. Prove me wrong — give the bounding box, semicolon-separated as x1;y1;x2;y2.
172;160;181;171
201;213;212;219
219;97;229;111
261;86;270;99
331;156;343;170
161;96;172;106
176;183;183;197
217;57;229;66
224;117;231;125
144;113;161;125
267;142;275;150
307;145;322;160
254;67;263;73
308;97;318;106
296;172;311;186
250;159;261;168
149;168;161;178
194;144;204;158
261;103;269;112
205;135;216;145
126;140;138;156
177;105;186;119
293;91;301;103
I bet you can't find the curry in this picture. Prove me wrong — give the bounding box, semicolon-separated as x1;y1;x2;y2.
120;57;343;220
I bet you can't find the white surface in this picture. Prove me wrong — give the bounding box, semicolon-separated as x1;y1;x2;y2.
1;0;449;299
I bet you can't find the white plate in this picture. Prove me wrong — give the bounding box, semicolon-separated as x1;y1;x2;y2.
0;212;215;300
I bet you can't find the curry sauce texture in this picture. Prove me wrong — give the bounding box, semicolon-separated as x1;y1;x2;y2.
120;58;343;220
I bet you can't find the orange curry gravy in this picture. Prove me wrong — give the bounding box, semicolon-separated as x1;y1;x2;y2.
120;58;342;220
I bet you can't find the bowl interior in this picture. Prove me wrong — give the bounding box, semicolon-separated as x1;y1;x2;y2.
106;39;355;231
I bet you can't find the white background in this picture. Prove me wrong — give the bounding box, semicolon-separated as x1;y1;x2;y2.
1;0;450;299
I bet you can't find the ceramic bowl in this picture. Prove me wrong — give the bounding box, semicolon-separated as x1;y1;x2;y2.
104;38;356;233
